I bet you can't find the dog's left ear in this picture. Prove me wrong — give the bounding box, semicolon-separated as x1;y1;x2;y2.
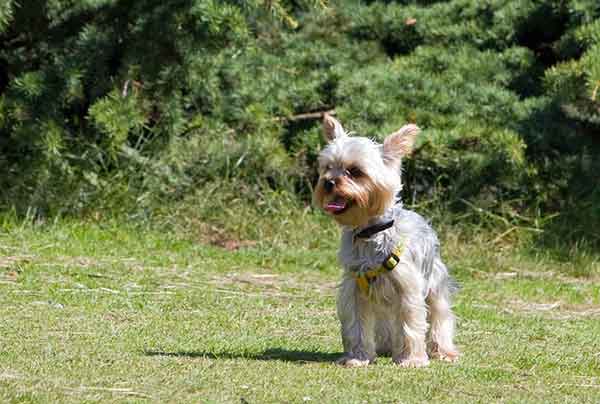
382;124;420;167
322;114;347;143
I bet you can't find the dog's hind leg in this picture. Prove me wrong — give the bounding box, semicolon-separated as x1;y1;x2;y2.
426;282;459;362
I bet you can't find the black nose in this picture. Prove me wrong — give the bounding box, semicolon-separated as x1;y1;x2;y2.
324;179;335;192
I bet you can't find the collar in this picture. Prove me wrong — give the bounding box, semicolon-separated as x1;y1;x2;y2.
354;219;394;239
353;240;405;295
352;197;402;240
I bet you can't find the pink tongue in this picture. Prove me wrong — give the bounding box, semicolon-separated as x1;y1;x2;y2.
326;200;347;213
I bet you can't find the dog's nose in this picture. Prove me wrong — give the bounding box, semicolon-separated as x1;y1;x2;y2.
324;179;335;192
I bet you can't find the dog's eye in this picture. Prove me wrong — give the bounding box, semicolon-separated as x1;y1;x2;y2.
347;167;362;177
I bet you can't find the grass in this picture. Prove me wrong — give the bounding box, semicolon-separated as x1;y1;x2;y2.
1;216;599;403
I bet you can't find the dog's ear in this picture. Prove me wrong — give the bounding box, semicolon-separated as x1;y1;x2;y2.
322;114;347;142
382;124;420;167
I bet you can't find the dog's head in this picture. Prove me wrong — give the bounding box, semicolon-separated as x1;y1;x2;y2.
313;114;420;227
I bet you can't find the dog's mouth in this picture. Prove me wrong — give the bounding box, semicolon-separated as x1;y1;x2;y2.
325;197;351;215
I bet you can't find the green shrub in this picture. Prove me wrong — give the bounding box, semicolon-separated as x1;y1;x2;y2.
0;0;599;248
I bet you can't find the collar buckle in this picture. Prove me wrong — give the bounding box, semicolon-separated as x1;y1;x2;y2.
353;241;405;295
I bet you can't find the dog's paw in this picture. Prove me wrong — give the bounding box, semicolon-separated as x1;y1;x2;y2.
393;355;430;368
336;356;371;368
431;349;459;363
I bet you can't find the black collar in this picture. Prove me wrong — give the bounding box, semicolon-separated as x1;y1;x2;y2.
354;198;402;239
354;219;395;239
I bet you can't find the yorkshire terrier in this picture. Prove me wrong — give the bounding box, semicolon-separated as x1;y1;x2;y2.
314;114;459;368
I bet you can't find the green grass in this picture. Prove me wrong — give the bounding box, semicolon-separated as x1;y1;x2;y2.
1;218;599;403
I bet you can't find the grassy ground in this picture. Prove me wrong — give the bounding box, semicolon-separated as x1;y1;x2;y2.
1;217;599;403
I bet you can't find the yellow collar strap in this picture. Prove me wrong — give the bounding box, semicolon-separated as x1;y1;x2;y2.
353;242;405;295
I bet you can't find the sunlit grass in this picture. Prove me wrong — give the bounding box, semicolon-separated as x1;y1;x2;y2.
1;216;599;402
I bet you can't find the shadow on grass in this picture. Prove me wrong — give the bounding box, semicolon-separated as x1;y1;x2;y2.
144;348;341;363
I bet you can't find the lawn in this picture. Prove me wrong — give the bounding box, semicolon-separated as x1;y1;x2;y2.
1;219;599;403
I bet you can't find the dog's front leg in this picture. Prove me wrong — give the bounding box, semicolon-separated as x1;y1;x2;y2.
336;277;376;367
390;264;430;368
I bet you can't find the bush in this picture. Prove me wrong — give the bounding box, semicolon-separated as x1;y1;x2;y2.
0;0;599;247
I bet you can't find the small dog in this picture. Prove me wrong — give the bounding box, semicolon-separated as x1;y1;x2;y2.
314;114;459;368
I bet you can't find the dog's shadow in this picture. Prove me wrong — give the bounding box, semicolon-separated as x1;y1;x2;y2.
144;348;340;363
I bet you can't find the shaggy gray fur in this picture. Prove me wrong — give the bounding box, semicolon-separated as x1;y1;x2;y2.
339;201;454;300
335;201;458;367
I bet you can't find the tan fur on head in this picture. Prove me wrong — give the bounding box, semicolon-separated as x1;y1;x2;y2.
315;117;415;228
313;168;395;228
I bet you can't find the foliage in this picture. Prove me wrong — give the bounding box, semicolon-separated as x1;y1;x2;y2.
0;0;599;248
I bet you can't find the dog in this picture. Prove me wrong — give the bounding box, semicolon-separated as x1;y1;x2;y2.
314;114;459;368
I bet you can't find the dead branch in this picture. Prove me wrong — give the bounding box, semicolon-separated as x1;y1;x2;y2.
275;109;336;122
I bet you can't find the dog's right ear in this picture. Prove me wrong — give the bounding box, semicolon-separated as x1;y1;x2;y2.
322;114;347;143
